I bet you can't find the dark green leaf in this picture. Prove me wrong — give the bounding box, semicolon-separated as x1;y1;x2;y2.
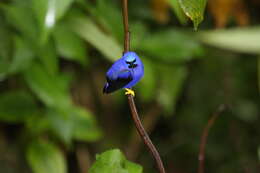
178;0;207;29
37;40;59;75
88;0;124;42
138;30;204;63
0;20;12;79
89;149;142;173
24;63;71;108
137;58;157;102
2;1;38;41
27;140;67;173
47;106;102;144
0;90;37;123
157;66;187;115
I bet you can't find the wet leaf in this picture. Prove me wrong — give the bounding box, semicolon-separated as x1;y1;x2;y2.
168;0;188;25
178;0;207;29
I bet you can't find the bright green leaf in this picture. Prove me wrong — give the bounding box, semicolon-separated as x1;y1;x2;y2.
89;149;143;173
0;90;37;123
71;17;122;62
198;27;260;54
178;0;207;29
32;0;74;43
27;140;67;173
53;23;87;65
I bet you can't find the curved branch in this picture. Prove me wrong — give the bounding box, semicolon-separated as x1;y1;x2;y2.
198;104;226;173
122;0;166;173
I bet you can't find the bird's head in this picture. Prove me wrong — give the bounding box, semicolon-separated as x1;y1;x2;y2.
123;52;138;68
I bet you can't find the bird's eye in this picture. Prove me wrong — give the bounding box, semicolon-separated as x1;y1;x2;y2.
126;59;136;64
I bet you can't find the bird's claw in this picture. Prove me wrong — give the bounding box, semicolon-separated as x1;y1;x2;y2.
125;88;135;97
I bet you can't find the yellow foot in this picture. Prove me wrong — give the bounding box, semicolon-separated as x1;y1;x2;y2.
125;88;135;97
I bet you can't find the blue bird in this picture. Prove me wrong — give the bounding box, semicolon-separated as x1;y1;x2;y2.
103;51;144;96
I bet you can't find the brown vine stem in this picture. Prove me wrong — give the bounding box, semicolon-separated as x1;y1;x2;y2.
122;0;166;173
198;104;226;173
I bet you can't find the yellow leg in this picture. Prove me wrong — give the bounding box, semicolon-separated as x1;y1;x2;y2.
125;88;135;97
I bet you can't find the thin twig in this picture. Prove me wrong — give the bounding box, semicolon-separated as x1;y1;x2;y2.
126;104;161;160
122;0;130;53
198;104;226;173
122;1;166;173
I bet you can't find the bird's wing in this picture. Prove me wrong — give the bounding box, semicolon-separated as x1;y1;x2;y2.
104;69;133;93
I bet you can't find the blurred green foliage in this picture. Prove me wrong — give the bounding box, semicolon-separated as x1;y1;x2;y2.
0;0;259;173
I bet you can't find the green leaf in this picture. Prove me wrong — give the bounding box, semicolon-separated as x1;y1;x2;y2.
24;63;71;108
36;39;59;75
178;0;207;29
89;149;143;173
137;58;157;102
53;23;87;65
168;0;188;25
0;90;37;123
71;17;122;62
0;19;12;79
31;0;74;43
47;106;102;144
157;66;187;115
8;36;34;74
47;109;74;144
138;30;204;63
27;140;67;173
198;27;260;54
88;0;124;42
2;1;38;41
